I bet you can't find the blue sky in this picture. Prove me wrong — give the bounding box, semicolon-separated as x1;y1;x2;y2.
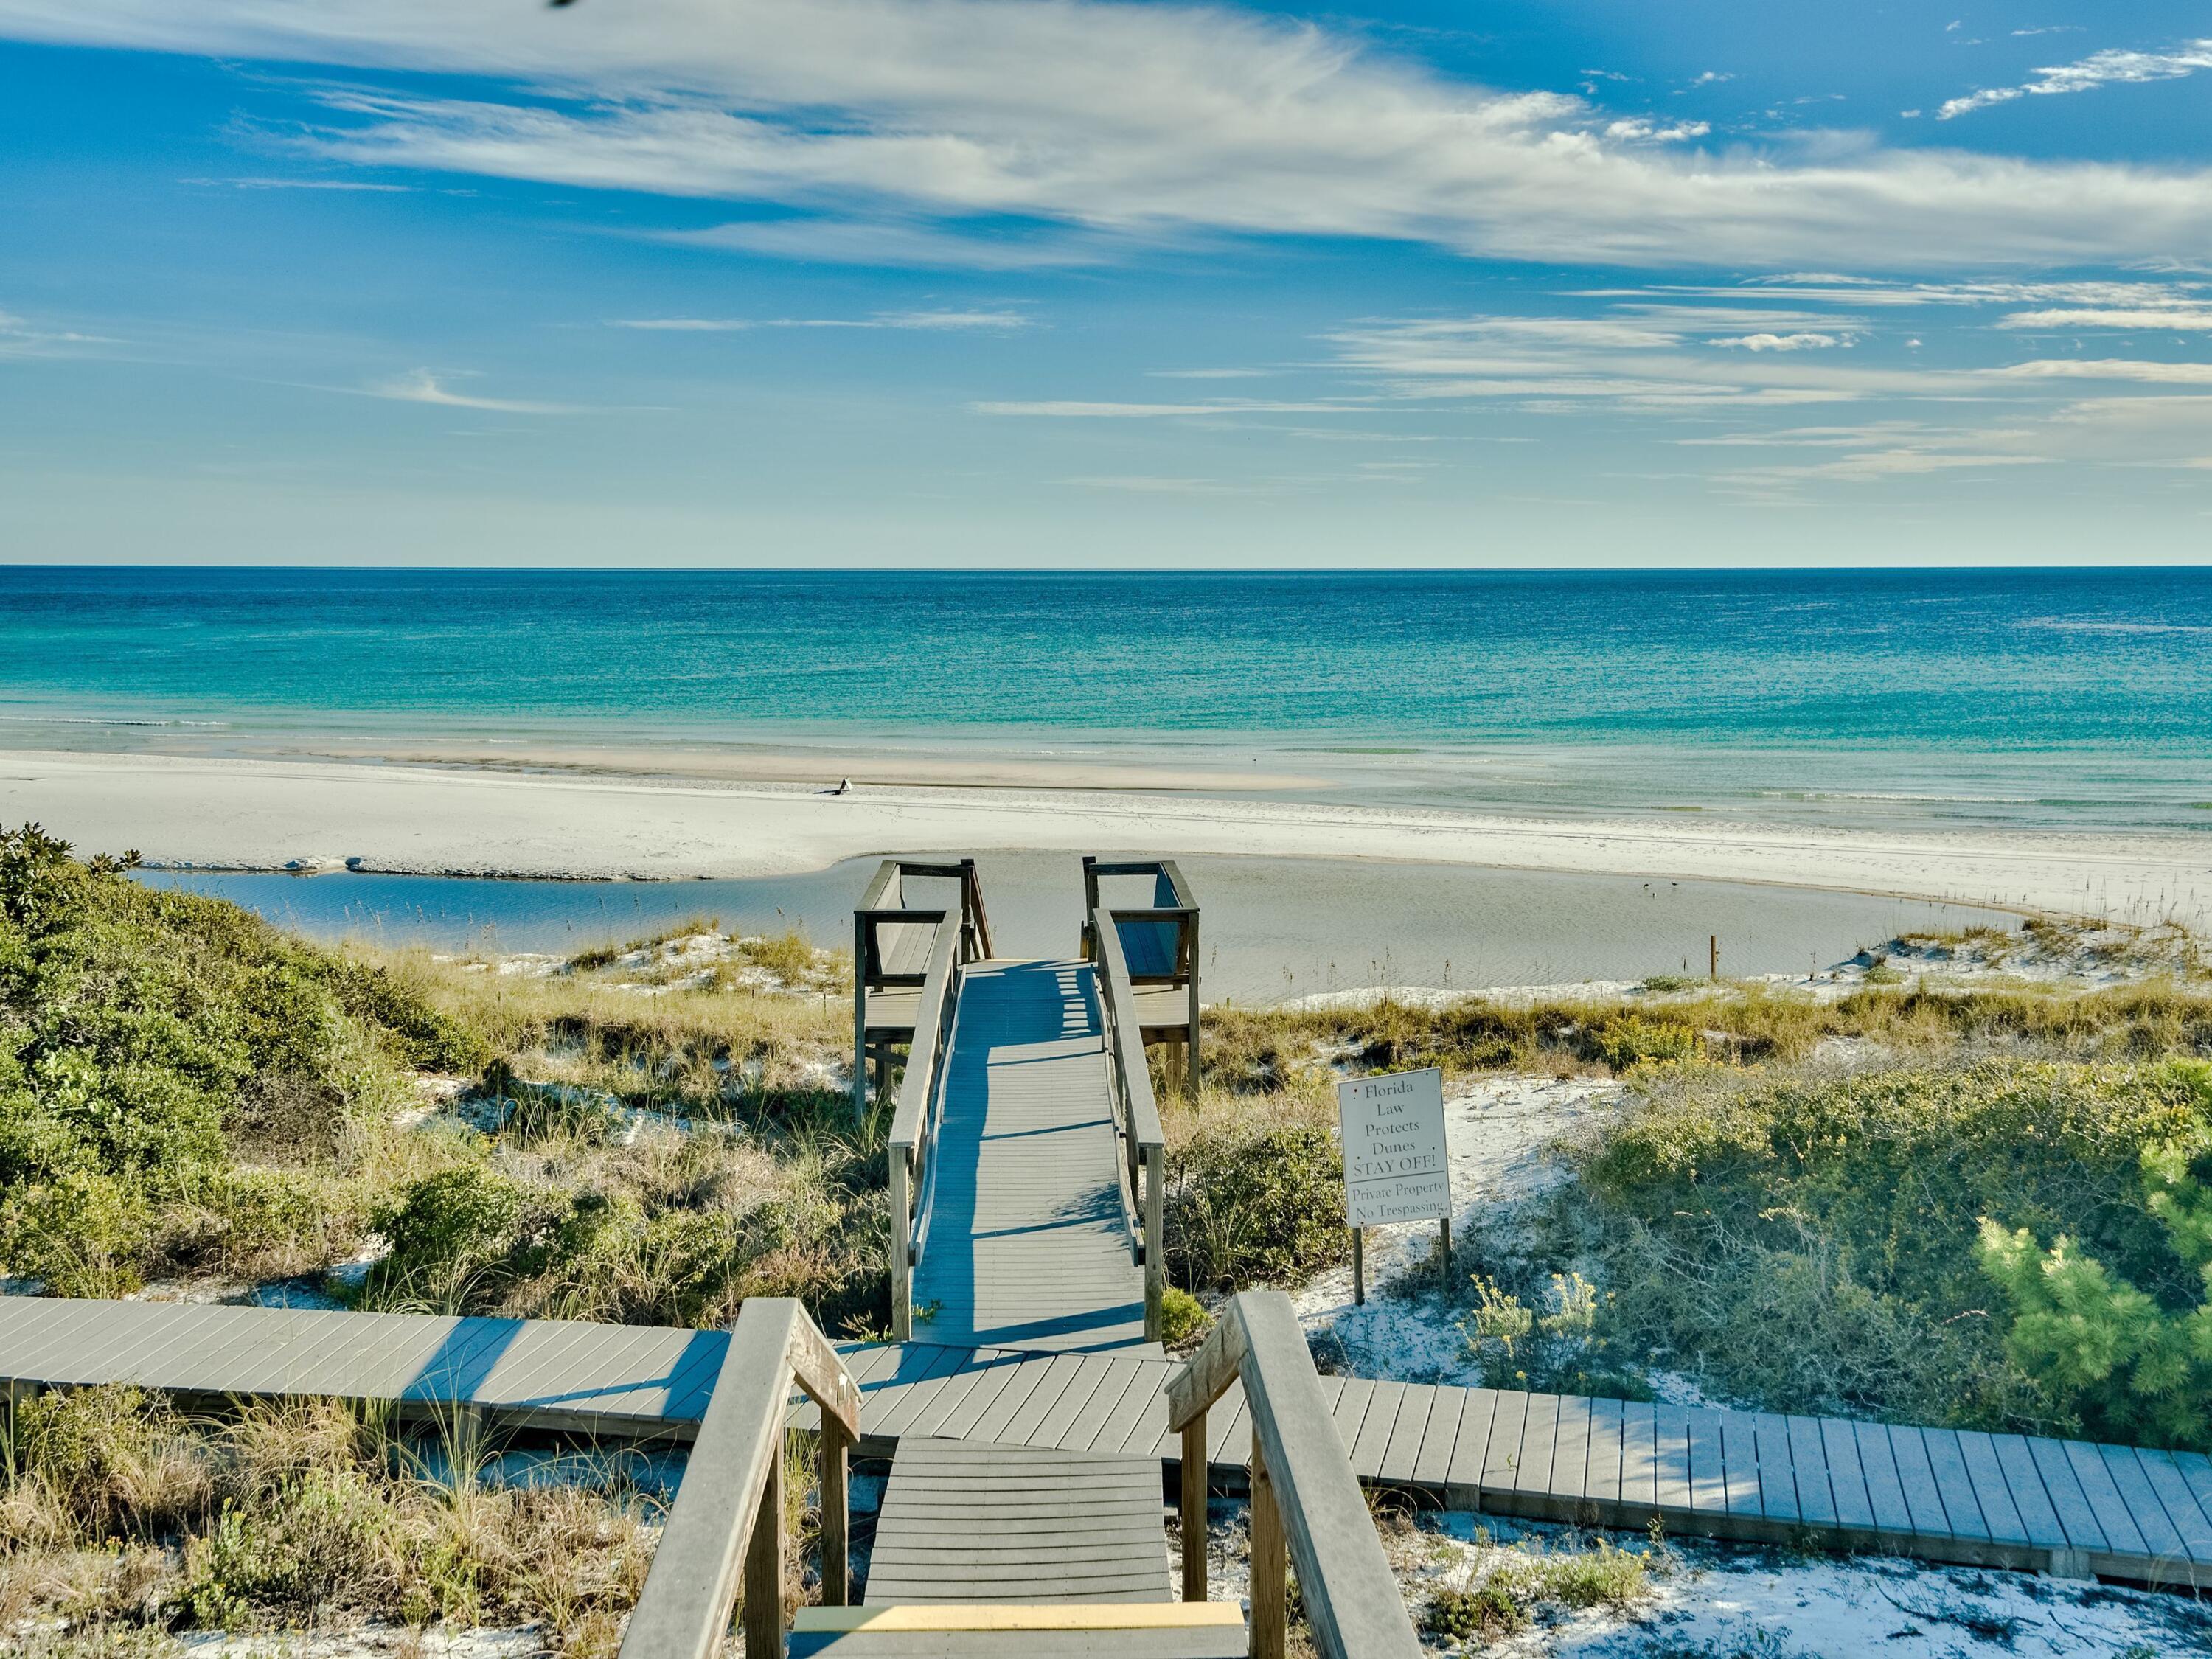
6;1;2212;567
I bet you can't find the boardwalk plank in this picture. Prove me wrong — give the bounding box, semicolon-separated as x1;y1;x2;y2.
2065;1440;2147;1559
1655;1406;1697;1517
1621;1402;1661;1512
1514;1394;1561;1502
1956;1431;2029;1546
1819;1419;1872;1533
1888;1427;1956;1542
1351;1382;1408;1481
2025;1436;2106;1554
2130;1449;2212;1566
1481;1392;1528;1492
1853;1422;1913;1536
1586;1399;1624;1509
1551;1398;1592;1506
1750;1413;1799;1526
1433;1389;1492;1492
2099;1446;2184;1568
1717;1413;1764;1523
1378;1385;1437;1485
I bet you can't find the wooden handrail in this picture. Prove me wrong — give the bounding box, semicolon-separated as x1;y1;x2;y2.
886;921;961;1340
1088;907;1166;1341
959;858;995;961
618;1298;858;1659
1165;1293;1422;1659
1079;855;1200;1096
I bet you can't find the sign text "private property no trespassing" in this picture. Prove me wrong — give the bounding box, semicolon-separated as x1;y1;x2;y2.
1335;1066;1451;1228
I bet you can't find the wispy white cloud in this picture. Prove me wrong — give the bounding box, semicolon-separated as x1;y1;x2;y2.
361;369;582;414
182;175;414;192
973;398;1360;417
1996;358;2212;384
0;307;116;357
1939;38;2212;119
1999;307;2212;330
610;307;1031;331
10;1;2212;269
1711;332;1849;350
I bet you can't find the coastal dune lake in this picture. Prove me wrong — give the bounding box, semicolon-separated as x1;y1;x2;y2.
139;855;2013;999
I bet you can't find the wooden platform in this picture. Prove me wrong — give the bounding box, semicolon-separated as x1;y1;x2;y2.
865;1438;1172;1605
910;960;1147;1354
7;1298;2211;1590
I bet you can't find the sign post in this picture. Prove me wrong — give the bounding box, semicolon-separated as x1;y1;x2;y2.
1335;1066;1453;1306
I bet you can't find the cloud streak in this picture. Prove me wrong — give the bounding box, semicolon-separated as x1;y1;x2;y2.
11;1;2212;269
362;369;582;414
1940;38;2212;119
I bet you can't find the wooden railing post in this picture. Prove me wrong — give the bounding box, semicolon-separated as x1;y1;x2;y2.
1250;1427;1286;1659
888;1152;912;1342
852;911;869;1121
1142;1144;1165;1343
742;1432;785;1656
1181;1413;1208;1602
820;1416;851;1607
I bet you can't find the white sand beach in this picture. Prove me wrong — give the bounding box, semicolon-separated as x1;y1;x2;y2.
5;747;2207;928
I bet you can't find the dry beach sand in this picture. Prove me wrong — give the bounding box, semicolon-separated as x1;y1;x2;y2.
4;747;2207;930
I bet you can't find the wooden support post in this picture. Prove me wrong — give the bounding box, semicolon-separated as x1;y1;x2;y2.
742;1433;785;1658
1709;934;1719;982
1181;1416;1208;1602
1249;1427;1286;1659
819;1419;851;1607
1186;911;1202;1096
852;915;869;1121
889;1152;912;1343
1351;1226;1365;1306
1438;1216;1453;1281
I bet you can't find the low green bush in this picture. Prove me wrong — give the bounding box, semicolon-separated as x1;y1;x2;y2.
1978;1092;2212;1445
1157;1285;1213;1347
1564;1056;2212;1442
0;825;471;1292
1165;1116;1346;1292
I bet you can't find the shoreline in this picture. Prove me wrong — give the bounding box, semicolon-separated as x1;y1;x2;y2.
7;747;2208;928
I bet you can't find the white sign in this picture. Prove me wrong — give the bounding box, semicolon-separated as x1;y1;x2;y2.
1336;1067;1451;1228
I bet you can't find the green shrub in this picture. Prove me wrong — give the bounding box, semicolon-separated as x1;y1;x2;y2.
0;825;480;1289
1588;1015;1699;1071
185;1467;394;1627
1567;1057;2212;1440
1166;1119;1345;1291
1158;1286;1212;1347
1977;1100;2212;1446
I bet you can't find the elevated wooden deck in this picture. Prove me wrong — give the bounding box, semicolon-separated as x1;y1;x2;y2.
7;1300;2210;1590
910;960;1148;1355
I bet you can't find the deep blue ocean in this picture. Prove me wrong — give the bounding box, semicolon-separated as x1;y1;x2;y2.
5;565;2211;832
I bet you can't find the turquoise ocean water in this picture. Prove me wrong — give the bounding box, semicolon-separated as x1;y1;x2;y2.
4;566;2211;834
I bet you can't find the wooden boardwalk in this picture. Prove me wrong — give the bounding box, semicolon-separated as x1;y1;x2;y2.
865;1438;1172;1605
910;960;1147;1355
7;1299;2211;1590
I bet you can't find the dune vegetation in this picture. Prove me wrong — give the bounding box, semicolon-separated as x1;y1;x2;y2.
7;828;2212;1652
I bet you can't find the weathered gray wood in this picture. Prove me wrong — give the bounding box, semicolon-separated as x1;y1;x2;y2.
619;1299;842;1659
15;1298;2212;1590
1989;1434;2065;1553
1620;1402;1660;1513
1853;1421;1913;1537
1350;1380;1405;1480
910;959;1148;1354
1787;1417;1834;1528
1249;1428;1286;1659
1181;1418;1208;1602
2026;1436;2107;1554
1378;1385;1439;1485
1750;1413;1799;1526
1167;1315;1248;1434
2133;1449;2212;1566
1956;1430;2028;1546
1585;1399;1624;1509
866;1439;1170;1606
1819;1417;1872;1534
2102;1446;2189;1569
1228;1295;1423;1659
1923;1430;1990;1543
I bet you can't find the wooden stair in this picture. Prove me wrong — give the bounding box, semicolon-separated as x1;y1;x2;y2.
789;1436;1243;1655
